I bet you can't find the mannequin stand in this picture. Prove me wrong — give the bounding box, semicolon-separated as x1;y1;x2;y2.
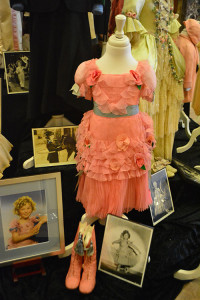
174;264;200;280
176;125;200;154
23;114;74;169
179;109;192;138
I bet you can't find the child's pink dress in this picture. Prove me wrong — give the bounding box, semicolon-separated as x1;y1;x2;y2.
74;59;156;219
7;216;39;249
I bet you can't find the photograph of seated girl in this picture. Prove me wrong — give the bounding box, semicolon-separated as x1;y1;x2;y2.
112;230;141;273
7;196;48;250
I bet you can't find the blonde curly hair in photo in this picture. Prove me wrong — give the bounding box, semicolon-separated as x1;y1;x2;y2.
13;196;36;216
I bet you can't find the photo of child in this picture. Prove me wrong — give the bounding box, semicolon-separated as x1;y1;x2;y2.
7;196;47;250
0;190;49;251
99;214;153;288
112;230;141;273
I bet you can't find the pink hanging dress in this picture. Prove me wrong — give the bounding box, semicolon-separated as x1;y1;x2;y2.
74;59;156;219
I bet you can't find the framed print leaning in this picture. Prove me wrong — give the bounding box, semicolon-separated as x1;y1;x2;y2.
3;51;30;94
0;172;65;265
32;126;78;168
98;214;153;288
150;168;174;225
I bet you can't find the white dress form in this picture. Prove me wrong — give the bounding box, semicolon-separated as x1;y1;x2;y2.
96;15;138;74
60;15;131;258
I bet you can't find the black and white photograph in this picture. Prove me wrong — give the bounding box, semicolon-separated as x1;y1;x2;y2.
3;51;30;94
150;168;174;225
98;214;153;288
32;126;78;168
0;173;65;265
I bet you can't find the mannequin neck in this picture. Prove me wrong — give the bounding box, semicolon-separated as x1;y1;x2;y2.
96;42;138;74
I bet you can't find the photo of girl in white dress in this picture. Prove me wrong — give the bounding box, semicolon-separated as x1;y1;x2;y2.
112;230;141;273
150;168;174;225
99;214;153;287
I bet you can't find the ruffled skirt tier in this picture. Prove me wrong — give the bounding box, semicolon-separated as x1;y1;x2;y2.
75;110;155;218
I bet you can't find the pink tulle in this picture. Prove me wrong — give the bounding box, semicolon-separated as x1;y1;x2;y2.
73;59;156;217
76;173;152;219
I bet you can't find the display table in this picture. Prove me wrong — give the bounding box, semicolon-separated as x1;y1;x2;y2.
1;86;200;299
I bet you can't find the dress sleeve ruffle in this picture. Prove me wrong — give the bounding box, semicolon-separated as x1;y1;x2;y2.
30;215;40;223
9;219;19;232
168;19;181;34
123;18;147;35
138;61;157;102
73;60;93;100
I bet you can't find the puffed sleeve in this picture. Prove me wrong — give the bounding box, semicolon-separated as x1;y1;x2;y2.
71;60;92;101
9;219;19;232
30;215;40;223
139;61;157;102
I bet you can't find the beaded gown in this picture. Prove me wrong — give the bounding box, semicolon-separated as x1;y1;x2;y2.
121;0;185;160
73;59;156;219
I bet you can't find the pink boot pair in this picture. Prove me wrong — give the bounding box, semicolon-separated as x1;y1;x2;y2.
65;223;97;294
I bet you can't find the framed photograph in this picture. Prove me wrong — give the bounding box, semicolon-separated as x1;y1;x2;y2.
3;51;30;94
98;214;153;288
150;168;174;225
32;126;78;168
0;172;65;265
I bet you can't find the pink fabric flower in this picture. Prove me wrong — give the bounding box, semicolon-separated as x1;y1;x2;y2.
110;159;120;172
84;137;91;148
116;134;130;151
134;153;146;169
130;70;142;86
146;134;155;147
86;70;102;86
125;11;137;19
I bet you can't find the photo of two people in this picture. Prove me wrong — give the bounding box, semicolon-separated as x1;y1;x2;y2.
32;126;78;168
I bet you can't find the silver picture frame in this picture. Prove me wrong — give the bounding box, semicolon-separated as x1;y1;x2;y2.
0;172;65;265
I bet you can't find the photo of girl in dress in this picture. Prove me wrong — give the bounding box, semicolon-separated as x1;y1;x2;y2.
99;214;153;287
32;126;78;167
3;51;30;94
150;168;174;225
112;230;141;273
1;190;48;250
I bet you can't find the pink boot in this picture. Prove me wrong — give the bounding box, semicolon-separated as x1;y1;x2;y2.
79;227;97;294
65;225;84;290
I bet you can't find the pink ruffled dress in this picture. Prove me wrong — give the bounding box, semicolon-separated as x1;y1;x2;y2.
7;216;39;249
74;59;156;219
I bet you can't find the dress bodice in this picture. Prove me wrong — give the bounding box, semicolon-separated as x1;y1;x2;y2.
74;59;156;115
139;0;156;33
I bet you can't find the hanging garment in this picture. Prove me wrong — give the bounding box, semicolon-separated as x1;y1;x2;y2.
25;0;94;122
176;19;200;103
121;0;185;160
